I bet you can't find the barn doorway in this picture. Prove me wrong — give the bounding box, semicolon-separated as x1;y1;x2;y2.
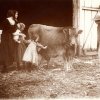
18;0;73;27
0;0;73;27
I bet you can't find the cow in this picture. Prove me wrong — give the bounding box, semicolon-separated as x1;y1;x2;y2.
28;24;82;71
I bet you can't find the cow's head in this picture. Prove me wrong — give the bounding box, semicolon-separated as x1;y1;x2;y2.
63;28;83;56
63;28;82;57
63;28;82;46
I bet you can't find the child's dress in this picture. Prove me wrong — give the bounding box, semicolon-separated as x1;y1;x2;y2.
22;41;38;66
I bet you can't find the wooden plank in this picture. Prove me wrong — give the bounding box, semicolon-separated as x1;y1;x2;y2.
82;7;100;11
73;0;79;28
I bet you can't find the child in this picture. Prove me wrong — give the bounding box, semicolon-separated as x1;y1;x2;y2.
13;23;28;67
13;23;26;43
22;35;47;67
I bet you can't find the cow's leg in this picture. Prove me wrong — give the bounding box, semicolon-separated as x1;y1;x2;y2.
37;55;45;70
63;56;73;72
44;58;50;69
38;55;50;70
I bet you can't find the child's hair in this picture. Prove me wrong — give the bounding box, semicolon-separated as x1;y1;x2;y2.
17;23;25;31
31;35;37;41
13;23;26;43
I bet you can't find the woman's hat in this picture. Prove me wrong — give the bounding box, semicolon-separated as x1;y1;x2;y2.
94;15;100;21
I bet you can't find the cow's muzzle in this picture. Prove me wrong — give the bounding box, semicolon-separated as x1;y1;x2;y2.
70;44;75;50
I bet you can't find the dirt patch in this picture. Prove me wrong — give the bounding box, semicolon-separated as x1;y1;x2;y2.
0;56;100;99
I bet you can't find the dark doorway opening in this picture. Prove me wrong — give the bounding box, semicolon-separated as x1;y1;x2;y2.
0;0;73;27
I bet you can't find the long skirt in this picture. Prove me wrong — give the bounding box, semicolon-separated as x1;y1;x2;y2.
0;36;17;66
18;42;26;64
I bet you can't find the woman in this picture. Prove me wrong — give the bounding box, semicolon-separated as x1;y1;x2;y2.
13;22;28;68
0;9;19;72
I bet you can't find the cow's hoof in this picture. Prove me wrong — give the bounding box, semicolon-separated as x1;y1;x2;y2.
65;67;73;72
50;93;57;98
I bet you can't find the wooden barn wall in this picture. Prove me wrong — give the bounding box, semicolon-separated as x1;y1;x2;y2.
73;0;100;50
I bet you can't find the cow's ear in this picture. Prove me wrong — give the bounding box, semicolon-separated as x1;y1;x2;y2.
78;30;83;34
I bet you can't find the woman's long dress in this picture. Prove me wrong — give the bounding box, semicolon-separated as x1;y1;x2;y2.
23;41;38;66
17;35;26;65
0;19;18;67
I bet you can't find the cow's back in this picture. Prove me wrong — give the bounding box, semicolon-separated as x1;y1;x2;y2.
28;24;68;59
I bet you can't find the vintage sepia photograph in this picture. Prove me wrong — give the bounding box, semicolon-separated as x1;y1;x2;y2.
0;0;100;100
